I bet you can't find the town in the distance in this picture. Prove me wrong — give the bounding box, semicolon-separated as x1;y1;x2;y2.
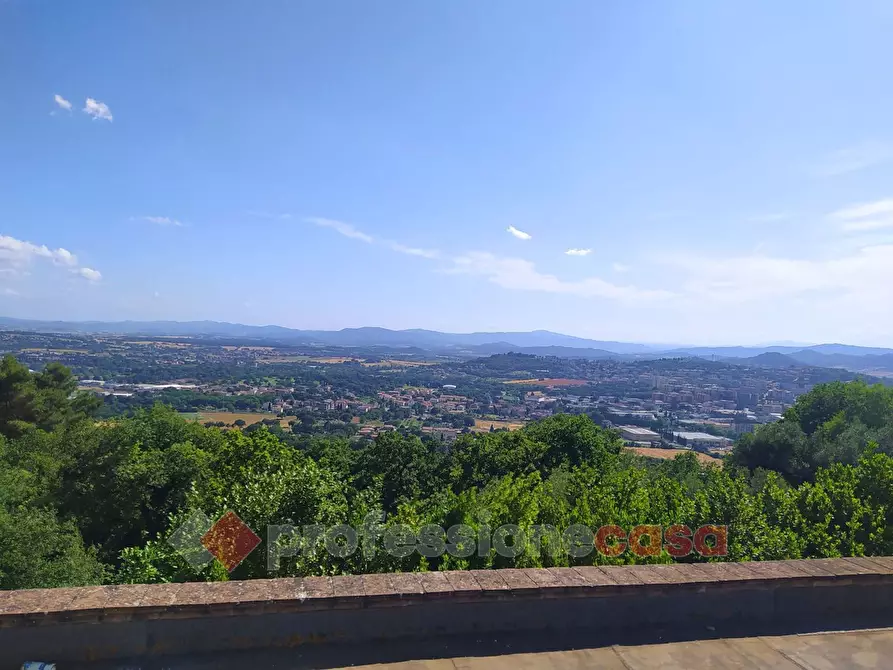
8;317;892;465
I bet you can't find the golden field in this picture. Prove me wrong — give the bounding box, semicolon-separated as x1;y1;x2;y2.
473;418;526;432
503;378;589;387
625;446;721;466
182;411;296;428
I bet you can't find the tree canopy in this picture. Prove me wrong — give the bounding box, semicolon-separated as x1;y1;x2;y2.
729;380;893;483
0;357;890;590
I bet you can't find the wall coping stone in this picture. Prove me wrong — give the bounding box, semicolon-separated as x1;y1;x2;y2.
1;557;891;629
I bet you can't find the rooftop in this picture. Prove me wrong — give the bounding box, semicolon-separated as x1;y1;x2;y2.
673;431;733;442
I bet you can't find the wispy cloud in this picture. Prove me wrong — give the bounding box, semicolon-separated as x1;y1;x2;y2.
658;245;893;305
83;97;113;122
53;94;72;111
829;198;893;232
612;263;630;273
1;287;20;297
303;215;441;260
76;267;102;282
565;248;592;256
507;225;532;240
449;251;671;301
0;235;100;282
812;142;891;177
138;215;183;227
388;242;440;259
305;217;374;243
839;220;893;233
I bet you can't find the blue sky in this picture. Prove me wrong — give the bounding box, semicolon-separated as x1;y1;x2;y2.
3;1;893;345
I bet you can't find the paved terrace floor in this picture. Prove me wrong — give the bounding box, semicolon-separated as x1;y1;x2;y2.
358;629;893;670
72;627;893;668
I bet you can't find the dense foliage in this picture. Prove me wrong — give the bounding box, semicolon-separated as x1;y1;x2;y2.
729;381;893;483
0;355;890;590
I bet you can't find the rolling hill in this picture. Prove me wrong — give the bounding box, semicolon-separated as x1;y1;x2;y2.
1;317;891;373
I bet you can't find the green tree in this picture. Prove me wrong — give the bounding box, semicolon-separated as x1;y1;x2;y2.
0;438;106;589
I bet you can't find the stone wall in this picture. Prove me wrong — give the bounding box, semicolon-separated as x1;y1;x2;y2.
1;557;892;664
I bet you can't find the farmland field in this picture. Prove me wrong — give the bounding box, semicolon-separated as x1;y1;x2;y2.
362;359;438;368
503;378;589;387
303;356;359;363
258;355;362;364
181;411;296;428
626;446;721;466
473;418;526;432
123;341;192;348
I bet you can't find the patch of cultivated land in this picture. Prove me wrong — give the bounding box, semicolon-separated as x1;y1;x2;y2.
123;341;192;348
259;355;362;363
626;446;721;466
362;359;437;367
473;418;526;431
182;411;296;428
504;378;589;387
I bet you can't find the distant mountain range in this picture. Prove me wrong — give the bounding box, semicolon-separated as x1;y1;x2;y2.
2;317;892;374
0;317;658;353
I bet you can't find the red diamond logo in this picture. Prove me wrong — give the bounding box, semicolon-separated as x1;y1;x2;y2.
200;511;261;572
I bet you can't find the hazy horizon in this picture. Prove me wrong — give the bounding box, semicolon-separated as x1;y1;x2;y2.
0;314;864;350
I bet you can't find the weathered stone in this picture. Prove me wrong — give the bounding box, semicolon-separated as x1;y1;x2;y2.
388;572;424;596
598;565;644;585
443;571;481;593
417;571;452;595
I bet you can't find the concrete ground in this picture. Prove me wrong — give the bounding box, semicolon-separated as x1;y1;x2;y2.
73;626;893;668
347;629;893;669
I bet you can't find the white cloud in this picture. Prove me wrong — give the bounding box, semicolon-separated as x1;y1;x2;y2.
839;219;893;233
303;215;441;258
829;199;893;232
388;242;440;259
0;235;78;269
0;235;100;283
449;251;671;301
77;267;102;282
305;217;374;243
139;216;183;227
830;199;893;220
507;225;532;240
53;94;72;111
1;288;20;297
565;248;592;256
52;247;78;267
83;98;113;122
612;263;630;273
659;245;893;305
812;142;891;177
